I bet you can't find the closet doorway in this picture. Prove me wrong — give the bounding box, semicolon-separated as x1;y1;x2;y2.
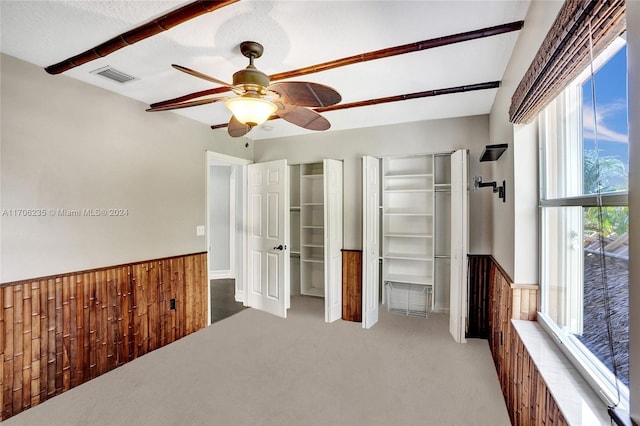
206;151;250;324
206;152;344;323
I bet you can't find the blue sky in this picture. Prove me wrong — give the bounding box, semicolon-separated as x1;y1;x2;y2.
582;44;628;171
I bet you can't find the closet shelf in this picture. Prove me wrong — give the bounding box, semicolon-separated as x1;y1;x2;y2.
303;257;324;263
384;252;433;261
383;211;433;216
384;232;432;238
302;225;324;229
383;189;433;193
384;173;433;178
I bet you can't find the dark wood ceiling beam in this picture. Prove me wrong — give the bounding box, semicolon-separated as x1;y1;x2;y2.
150;20;523;109
210;81;501;130
317;81;501;112
269;21;523;81
45;0;239;75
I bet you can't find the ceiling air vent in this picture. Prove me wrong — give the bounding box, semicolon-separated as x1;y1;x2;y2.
91;66;136;84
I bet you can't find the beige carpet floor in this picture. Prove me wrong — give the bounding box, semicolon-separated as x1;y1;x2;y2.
4;296;510;426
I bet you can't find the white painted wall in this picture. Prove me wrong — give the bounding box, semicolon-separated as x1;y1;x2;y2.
489;0;564;281
512;120;540;284
209;165;231;273
627;1;640;420
488;0;640;418
0;53;252;283
253;115;494;254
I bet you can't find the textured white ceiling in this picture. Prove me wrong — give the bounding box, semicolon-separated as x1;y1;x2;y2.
0;0;531;140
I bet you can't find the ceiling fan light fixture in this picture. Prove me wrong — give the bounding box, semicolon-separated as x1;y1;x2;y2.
225;96;277;127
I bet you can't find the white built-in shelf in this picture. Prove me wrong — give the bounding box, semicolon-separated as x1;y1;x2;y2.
384;252;433;261
383;210;433;216
383;189;433;193
434;183;451;188
384;232;432;238
384;173;433;178
290;206;301;211
382;154;437;315
299;163;328;299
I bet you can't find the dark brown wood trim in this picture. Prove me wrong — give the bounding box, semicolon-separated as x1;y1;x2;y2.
317;81;501;113
270;21;523;82
210;81;500;130
45;0;239;75
0;251;207;287
150;21;522;109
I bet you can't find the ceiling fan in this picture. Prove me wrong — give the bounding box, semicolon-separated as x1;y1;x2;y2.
147;41;342;137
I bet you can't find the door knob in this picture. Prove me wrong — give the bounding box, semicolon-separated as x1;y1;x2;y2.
273;244;286;251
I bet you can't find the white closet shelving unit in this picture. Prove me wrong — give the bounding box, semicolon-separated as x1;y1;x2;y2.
300;162;326;297
289;160;344;323
363;150;467;331
382;154;435;317
289;164;301;296
433;154;452;313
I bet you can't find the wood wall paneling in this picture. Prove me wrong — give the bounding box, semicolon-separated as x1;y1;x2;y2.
471;254;567;426
467;256;491;338
341;250;362;322
0;252;207;421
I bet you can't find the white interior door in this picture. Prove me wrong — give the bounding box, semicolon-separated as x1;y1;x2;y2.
362;156;380;329
324;159;343;323
450;150;469;343
247;160;290;318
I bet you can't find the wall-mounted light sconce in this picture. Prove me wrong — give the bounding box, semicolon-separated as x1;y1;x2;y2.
473;176;506;202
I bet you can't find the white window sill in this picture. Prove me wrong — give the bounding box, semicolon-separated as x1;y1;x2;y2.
511;320;610;425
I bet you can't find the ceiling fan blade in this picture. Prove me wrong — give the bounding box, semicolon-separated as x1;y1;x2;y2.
275;102;330;131
228;116;252;137
146;96;227;112
172;64;235;90
268;82;341;107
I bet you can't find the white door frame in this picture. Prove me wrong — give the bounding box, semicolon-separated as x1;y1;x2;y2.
208;163;235;280
362;155;380;329
323;159;343;322
206;151;252;322
449;149;469;343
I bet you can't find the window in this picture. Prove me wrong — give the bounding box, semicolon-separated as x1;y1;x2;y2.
538;37;629;407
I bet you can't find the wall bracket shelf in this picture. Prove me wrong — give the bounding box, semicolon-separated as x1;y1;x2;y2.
479;143;508;162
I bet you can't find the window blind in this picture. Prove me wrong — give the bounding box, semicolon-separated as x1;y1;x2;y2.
509;0;625;124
